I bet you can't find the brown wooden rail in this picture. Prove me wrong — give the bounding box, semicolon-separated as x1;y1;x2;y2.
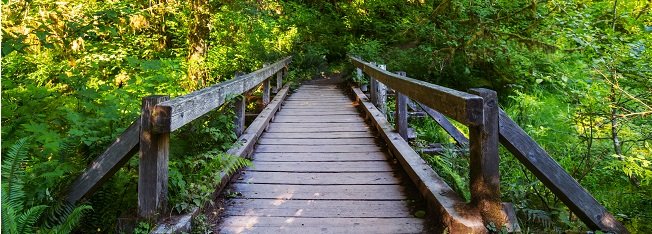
350;55;627;233
65;56;291;219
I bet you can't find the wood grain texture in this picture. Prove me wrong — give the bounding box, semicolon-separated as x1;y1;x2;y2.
498;109;627;233
139;95;170;219
218;217;425;234
350;56;483;126
153;56;291;133
219;84;427;233
66;118;140;204
417;101;469;146
351;86;486;233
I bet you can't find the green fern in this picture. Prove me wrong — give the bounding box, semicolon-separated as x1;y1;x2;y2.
40;204;92;234
1;138;29;211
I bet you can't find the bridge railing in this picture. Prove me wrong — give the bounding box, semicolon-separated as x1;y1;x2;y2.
350;56;627;233
66;56;292;219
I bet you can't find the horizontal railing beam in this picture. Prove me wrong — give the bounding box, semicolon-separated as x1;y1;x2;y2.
350;56;483;126
153;56;292;133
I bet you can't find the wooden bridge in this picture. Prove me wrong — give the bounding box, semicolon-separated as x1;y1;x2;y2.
64;56;628;233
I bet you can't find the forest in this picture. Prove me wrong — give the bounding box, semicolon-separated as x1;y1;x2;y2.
1;0;651;233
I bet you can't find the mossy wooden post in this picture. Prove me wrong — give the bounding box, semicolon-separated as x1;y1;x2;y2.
369;62;378;104
139;95;170;219
376;64;388;114
468;88;506;227
395;71;408;140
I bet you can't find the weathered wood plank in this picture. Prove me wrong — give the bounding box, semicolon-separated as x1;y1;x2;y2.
266;126;371;133
351;86;486;233
273;116;363;123
247;161;394;172
498;109;627;233
252;152;388;162
66;118;140;204
235;172;399;185
263;78;271;105
152;56;291;133
257;138;376;145
417;101;469;146
139;96;170;219
262;132;374;139
218;217;425;234
255;145;382;153
350;56;483;126
229;184;409;200
224;199;412;217
274;111;359;116
467;88;507;227
266;122;367;128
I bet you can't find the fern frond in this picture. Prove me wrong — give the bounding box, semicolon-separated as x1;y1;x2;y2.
46;204;92;234
16;205;47;234
2;193;19;234
1;138;30;213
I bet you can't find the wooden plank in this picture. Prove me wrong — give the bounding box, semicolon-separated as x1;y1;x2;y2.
224;199;412;217
351;86;486;232
467;88;506;227
252;152;388;162
66;118;140;204
273;116;363;123
417;102;469;146
275;111;359;116
266;126;370;133
235;172;399;184
498;109;627;233
263;78;271;105
267;122;367;128
255;145;381;153
350;56;483;126
228;184;409;200
139;95;170;219
261;132;374;139
152;56;291;133
275;71;282;93
218;217;424;234
247;161;393;172
257;138;376;145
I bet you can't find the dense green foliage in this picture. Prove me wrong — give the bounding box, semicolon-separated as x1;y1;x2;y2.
2;0;651;232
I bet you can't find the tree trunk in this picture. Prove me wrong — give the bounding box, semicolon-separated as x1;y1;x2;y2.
187;0;210;88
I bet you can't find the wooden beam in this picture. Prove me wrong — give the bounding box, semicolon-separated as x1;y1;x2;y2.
350;56;482;126
395;71;409;140
275;71;282;93
66;118;140;204
263;78;271;105
234;95;246;137
417;102;469;146
468;89;506;227
153;56;291;133
498;109;628;233
352;86;486;233
139;95;170;219
376;64;388;114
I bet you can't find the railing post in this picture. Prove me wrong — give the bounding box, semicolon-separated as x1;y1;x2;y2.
468;88;506;227
369;62;377;104
395;71;408;140
275;69;283;93
234;95;246;137
263;78;271;106
376;64;388;114
139;95;170;219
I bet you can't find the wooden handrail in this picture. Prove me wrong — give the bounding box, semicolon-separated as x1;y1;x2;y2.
350;56;483;126
152;56;292;133
350;55;627;233
65;56;292;220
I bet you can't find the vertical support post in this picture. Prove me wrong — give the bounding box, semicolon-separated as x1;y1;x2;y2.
275;70;283;93
234;95;246;137
263;78;271;106
377;64;388;114
369;62;377;104
395;71;408;140
356;67;363;86
468;88;506;227
139;95;170;219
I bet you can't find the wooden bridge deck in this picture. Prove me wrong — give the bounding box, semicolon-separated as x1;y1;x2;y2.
217;84;429;233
